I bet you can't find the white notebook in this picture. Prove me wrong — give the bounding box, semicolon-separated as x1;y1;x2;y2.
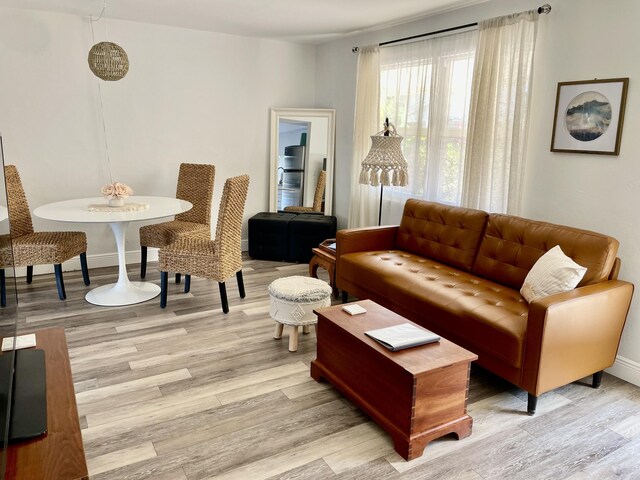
365;323;440;351
2;333;37;351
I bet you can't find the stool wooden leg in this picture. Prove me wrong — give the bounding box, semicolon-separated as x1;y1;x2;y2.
274;323;284;339
303;325;310;334
288;325;299;352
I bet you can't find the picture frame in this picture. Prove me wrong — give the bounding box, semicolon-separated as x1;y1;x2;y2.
550;77;629;155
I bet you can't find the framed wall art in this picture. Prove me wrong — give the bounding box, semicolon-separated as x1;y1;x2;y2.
550;77;629;155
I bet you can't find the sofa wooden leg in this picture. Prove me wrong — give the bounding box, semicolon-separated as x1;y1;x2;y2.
184;274;191;293
527;393;538;415
592;370;604;389
175;273;181;284
341;290;348;303
26;265;33;284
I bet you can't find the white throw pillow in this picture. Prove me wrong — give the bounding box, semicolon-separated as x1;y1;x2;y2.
520;245;587;303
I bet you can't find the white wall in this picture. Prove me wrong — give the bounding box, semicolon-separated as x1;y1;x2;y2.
522;0;640;385
0;7;316;268
316;0;640;385
3;1;640;386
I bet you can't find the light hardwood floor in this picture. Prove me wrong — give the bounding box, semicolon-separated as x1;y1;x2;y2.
12;256;640;479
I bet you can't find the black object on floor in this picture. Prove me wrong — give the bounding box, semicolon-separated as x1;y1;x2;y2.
288;214;337;263
248;212;297;261
0;348;47;442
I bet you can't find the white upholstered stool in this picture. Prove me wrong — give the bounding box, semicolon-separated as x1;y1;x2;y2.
269;275;332;352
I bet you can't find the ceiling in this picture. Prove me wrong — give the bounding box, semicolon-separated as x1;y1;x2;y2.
0;0;488;43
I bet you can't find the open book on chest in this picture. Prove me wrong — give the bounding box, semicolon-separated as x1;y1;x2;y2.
364;323;440;351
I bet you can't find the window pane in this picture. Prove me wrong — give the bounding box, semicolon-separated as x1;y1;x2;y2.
378;29;477;214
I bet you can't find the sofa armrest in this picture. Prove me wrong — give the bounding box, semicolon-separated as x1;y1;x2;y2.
522;280;634;396
336;226;399;256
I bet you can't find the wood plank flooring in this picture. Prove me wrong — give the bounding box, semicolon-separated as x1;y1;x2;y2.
12;255;640;479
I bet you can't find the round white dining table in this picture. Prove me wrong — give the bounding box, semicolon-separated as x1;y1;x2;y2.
33;196;192;307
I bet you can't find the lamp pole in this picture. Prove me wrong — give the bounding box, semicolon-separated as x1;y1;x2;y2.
378;185;384;226
378;118;390;226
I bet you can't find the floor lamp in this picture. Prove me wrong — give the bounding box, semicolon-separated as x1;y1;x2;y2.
359;118;409;225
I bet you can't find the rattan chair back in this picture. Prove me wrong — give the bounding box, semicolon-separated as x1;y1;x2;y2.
212;174;250;280
4;165;34;238
283;170;327;213
311;170;326;212
175;163;215;225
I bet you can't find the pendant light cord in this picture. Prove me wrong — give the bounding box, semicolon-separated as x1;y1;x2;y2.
90;0;114;184
90;0;107;22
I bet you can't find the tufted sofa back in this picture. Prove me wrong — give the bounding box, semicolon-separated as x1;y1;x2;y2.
472;214;619;290
396;199;488;271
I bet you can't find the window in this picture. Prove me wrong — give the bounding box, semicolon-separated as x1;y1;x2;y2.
379;29;477;214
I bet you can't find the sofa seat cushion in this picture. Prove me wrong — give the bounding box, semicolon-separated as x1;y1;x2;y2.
340;250;528;368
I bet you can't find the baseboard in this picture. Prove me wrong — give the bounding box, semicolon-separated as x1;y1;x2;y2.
10;249;158;278
607;355;640;387
9;239;250;277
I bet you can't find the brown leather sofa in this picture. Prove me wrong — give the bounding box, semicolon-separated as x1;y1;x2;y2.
336;199;634;414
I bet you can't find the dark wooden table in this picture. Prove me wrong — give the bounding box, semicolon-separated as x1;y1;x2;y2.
3;328;88;479
308;238;338;298
311;299;478;460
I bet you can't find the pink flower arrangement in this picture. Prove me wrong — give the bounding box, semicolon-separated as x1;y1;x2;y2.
101;182;133;200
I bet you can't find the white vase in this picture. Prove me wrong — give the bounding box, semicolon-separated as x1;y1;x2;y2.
109;197;125;207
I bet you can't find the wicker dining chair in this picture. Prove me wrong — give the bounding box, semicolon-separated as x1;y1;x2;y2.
283;170;326;213
158;174;250;313
4;165;90;300
139;163;215;280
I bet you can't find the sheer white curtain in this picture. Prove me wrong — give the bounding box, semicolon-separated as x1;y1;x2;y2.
379;30;477;225
461;10;539;214
348;45;380;228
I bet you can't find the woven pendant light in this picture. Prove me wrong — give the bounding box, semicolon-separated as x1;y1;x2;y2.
88;41;129;81
359;120;409;187
358;118;409;225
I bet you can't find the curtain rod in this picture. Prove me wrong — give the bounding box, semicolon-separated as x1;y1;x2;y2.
351;3;551;53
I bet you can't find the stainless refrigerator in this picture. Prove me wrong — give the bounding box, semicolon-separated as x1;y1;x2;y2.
278;145;305;210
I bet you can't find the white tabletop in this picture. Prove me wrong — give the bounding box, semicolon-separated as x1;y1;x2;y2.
31;195;193;307
33;196;192;223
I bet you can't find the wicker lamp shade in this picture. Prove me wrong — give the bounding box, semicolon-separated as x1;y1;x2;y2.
88;41;129;81
359;124;409;187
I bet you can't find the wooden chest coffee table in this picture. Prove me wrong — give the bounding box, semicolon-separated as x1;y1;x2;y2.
311;300;477;460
